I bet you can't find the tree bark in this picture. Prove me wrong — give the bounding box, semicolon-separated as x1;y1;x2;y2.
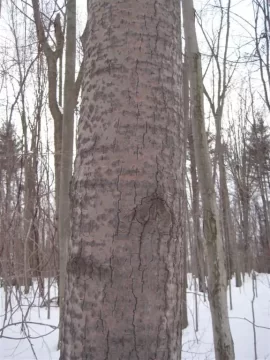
182;0;235;359
31;0;85;297
220;150;241;287
188;126;205;292
182;62;189;330
236;150;250;273
58;0;76;349
61;1;184;359
31;1;64;287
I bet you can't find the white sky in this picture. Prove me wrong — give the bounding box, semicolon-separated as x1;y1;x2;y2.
0;0;268;146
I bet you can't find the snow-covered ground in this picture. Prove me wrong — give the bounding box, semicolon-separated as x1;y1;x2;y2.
0;279;59;360
183;274;270;359
1;274;270;359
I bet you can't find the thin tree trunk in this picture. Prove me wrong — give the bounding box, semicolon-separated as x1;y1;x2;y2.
182;60;189;330
258;173;270;250
23;154;35;293
236;150;250;273
184;57;205;293
188;127;205;292
182;0;235;359
31;0;64;288
220;151;241;287
58;0;76;349
61;1;184;359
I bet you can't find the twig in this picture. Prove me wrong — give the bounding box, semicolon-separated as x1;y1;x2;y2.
229;317;270;330
0;320;58;332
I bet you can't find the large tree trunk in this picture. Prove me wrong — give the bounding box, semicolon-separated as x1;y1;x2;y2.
60;1;184;359
182;0;235;359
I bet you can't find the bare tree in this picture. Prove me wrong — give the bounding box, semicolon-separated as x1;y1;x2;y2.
31;0;84;297
58;0;76;349
253;0;270;111
31;0;64;279
183;0;235;358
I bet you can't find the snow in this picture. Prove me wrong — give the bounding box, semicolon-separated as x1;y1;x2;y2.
0;280;59;360
1;274;270;359
183;274;270;359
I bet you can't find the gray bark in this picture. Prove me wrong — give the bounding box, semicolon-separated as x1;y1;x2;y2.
182;0;235;359
58;0;76;349
188;126;206;292
220;150;241;287
61;1;184;359
31;1;64;284
31;0;85;295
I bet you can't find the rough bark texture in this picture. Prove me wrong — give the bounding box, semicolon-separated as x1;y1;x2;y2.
61;1;184;359
182;0;235;359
